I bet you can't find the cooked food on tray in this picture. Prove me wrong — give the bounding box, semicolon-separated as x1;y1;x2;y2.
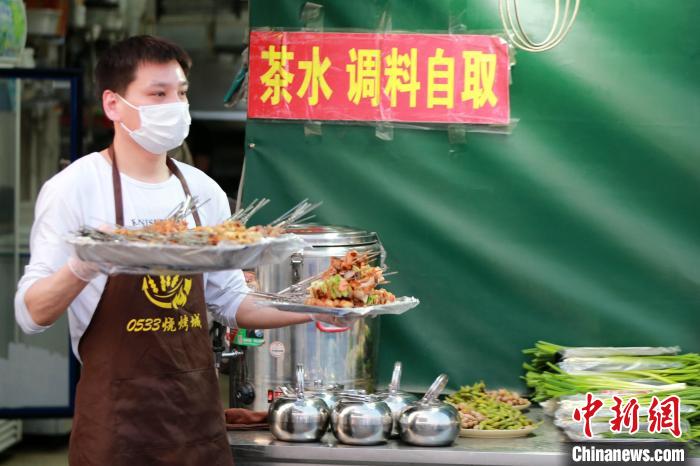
251;250;419;317
76;197;311;247
305;251;396;308
105;219;280;246
68;198;315;274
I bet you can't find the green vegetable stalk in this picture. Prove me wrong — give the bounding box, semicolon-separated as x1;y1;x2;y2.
447;382;537;431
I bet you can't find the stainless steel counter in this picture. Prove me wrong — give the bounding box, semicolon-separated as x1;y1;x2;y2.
228;411;700;466
229;432;563;466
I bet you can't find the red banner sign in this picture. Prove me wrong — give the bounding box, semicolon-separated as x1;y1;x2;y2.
248;31;511;125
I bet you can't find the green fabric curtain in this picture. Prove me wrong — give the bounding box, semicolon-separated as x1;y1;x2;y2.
243;0;700;391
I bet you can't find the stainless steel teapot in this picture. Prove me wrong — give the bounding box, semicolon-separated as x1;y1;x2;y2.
269;364;330;442
377;362;419;437
331;394;393;445
398;374;460;447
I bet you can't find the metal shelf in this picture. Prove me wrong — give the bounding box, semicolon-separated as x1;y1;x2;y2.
0;420;22;453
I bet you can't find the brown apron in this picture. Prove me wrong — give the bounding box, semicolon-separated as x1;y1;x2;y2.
69;147;234;466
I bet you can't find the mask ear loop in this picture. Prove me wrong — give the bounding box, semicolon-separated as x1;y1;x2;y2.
115;94;139;134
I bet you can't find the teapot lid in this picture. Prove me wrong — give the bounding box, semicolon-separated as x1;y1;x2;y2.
306;380;344;393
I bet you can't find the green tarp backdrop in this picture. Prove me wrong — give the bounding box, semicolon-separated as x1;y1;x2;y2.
242;0;700;391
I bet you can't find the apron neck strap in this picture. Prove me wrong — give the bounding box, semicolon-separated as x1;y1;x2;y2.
165;157;203;227
108;145;202;227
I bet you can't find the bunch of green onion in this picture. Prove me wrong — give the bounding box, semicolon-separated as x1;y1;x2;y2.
522;341;700;441
523;342;700;401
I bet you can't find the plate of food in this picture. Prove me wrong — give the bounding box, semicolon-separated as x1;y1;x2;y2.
258;251;420;317
459;424;539;439
68;198;311;274
513;400;532;411
267;296;420;317
447;382;539;439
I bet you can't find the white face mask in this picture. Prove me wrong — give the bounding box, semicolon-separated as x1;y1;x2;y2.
117;94;191;155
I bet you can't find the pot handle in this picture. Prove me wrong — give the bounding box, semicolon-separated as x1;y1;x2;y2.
422;373;449;404
389;362;402;394
315;321;350;333
291;253;303;284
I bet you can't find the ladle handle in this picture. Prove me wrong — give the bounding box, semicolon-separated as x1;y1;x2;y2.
389;362;402;394
422;373;448;403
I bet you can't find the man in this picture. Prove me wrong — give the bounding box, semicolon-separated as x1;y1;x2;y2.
14;35;348;465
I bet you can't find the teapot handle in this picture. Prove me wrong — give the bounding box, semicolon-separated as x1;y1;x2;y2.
422;373;449;403
389;362;402;394
295;363;305;398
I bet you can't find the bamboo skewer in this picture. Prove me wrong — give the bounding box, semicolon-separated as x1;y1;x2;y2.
76;197;320;247
270;200;323;228
230;198;270;224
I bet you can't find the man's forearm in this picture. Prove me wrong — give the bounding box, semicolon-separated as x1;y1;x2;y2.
24;265;90;326
235;295;312;329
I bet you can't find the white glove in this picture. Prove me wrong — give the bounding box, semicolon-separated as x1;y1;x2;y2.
67;256;101;282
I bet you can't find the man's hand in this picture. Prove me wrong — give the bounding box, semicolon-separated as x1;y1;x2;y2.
234;296;366;330
66;224;111;281
311;312;363;328
24;259;97;327
67;256;101;282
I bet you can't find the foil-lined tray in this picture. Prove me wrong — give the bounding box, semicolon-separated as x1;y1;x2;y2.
260;296;420;317
68;234;307;275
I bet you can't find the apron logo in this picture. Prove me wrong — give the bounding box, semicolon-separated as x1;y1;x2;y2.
141;275;192;310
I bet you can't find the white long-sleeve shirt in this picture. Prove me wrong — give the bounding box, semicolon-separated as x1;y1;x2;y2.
14;153;248;361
